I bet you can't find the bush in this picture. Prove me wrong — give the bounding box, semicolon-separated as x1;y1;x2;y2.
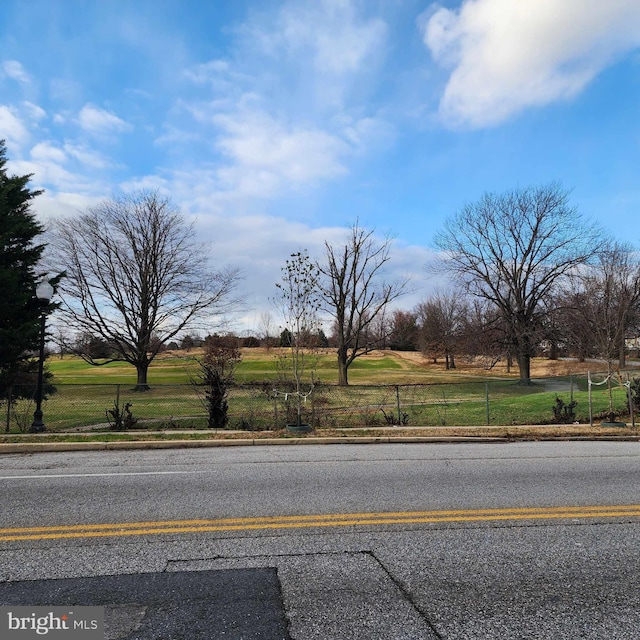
194;343;241;428
551;396;577;423
630;378;640;412
106;401;137;430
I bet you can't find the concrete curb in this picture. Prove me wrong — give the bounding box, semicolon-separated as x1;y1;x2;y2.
1;434;638;454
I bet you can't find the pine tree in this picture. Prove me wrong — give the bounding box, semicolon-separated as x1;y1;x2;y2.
0;139;46;394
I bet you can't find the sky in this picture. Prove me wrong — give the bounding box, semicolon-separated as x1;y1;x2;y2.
1;0;640;334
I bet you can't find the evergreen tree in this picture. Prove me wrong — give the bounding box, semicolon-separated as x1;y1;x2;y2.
0;139;47;394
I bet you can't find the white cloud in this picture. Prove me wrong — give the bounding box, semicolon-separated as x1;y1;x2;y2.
170;0;392;210
0;105;29;149
340;116;395;151
278;0;387;76
421;0;640;128
214;109;349;190
33;192;101;223
2;60;31;84
13;155;96;194
31;141;67;164
119;174;172;194
183;59;231;84
63;142;114;170
9;139;111;197
23;101;47;121
78;103;132;134
179;209;426;333
231;0;387;109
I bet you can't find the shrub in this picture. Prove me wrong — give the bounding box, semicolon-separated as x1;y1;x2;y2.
551;396;577;423
194;343;241;428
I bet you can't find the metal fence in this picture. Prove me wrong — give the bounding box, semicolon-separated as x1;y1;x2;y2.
3;371;638;433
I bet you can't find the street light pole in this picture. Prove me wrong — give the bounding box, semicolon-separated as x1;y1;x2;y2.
30;280;54;433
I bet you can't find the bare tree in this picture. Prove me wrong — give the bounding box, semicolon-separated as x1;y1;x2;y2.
258;311;277;350
51;191;241;389
416;290;466;369
433;183;601;384
459;298;511;369
388;310;418;351
555;289;594;362
274;251;321;427
562;242;640;420
567;241;640;369
318;222;408;385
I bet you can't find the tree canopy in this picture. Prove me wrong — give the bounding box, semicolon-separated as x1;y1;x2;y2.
318;222;408;385
51;190;241;389
433;182;602;384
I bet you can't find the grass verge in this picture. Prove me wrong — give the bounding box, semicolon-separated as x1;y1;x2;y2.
1;423;637;446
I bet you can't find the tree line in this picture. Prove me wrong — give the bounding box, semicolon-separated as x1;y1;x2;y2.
2;139;639;395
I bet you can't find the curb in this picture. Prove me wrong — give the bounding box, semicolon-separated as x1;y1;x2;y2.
1;434;638;454
0;437;505;454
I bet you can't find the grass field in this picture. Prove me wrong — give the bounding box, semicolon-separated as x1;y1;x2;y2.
2;349;637;433
45;347;610;385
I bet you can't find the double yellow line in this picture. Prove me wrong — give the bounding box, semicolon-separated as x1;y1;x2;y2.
1;505;639;542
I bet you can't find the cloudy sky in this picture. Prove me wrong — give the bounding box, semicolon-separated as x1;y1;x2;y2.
2;0;639;332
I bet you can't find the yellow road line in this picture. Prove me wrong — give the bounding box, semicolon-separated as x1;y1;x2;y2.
1;505;639;542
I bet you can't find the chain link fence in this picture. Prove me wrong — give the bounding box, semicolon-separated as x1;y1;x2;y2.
2;372;638;433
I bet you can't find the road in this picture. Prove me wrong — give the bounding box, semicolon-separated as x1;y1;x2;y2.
1;441;639;639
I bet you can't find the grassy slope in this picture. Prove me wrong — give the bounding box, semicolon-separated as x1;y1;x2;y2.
47;347;617;385
6;349;634;433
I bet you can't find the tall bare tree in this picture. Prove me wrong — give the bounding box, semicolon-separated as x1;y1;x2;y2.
274;251;321;426
388;310;418;351
318;222;408;385
567;241;640;369
416;290;466;369
51;191;241;389
433;183;601;384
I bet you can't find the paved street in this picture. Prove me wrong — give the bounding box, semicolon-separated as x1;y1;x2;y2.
1;442;639;638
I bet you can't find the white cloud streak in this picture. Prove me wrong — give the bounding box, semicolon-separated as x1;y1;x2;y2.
2;60;31;84
173;0;393;205
277;0;387;77
421;0;640;128
213;109;349;193
78;103;132;134
0;105;29;149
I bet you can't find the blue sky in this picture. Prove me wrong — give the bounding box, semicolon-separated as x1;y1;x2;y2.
2;0;640;332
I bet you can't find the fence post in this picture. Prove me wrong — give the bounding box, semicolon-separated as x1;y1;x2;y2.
588;371;593;427
627;373;635;429
5;386;11;433
570;376;574;403
396;385;401;425
485;383;490;425
273;392;278;429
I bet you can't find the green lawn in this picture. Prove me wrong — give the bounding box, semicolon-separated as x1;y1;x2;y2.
2;350;634;433
46;349;495;385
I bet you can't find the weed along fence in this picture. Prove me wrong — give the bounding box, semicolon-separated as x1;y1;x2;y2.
3;372;638;433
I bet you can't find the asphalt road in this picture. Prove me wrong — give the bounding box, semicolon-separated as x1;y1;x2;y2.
1;441;639;639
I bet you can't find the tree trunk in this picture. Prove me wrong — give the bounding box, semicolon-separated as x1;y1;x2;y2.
619;341;627;369
337;345;349;386
134;362;150;391
516;352;532;385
